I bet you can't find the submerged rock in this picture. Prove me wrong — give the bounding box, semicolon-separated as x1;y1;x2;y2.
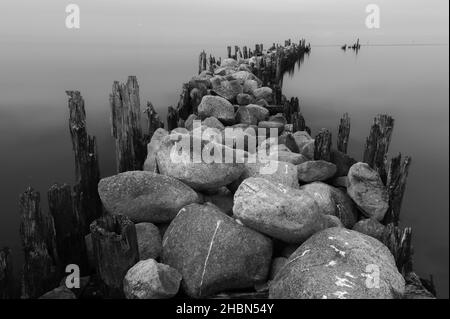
300;182;358;228
162;203;273;298
269;227;405;299
136;223;162;260
198;95;235;125
98;171;200;223
233;177;330;243
297;160;337;183
347;162;389;221
123;259;182;299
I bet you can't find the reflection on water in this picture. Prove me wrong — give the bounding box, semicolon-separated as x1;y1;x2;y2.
0;44;448;297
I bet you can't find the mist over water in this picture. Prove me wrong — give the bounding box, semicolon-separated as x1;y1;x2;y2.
0;0;448;297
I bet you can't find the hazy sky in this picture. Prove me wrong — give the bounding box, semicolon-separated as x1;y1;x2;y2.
0;0;448;46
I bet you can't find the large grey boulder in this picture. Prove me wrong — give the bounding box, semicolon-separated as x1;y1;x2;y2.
269;227;405;299
347;162;389;221
297;160;337;183
252;87;273;103
211;79;243;101
235;104;269;125
236;93;254;106
198;95;235;125
233;177;330;243
156;134;245;192
221;58;239;68
123;259;182;299
202;116;225;130
243;80;259;94
98;171;200;223
136;223;162;260
293;131;313;151
300;182;358;228
162;203;273;298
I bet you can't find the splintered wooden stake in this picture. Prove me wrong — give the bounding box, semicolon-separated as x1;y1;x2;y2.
66;91;102;230
48;183;88;273
19;187;60;299
90;214;139;298
384;154;412;225
337;113;351;154
314;129;332;162
109;76;146;172
144;101;164;141
0;248;14;299
363;114;394;184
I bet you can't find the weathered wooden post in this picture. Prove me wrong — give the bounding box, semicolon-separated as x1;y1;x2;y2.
382;224;413;275
363;114;394;184
48;184;88;273
110;76;146;173
243;46;248;59
384;154;412;225
227;46;232;58
337;113;351;154
90;214;139;298
144;101;164;140
66;91;102;231
314;129;332;162
0;248;14;299
19;187;60;299
176;83;191;120
167;106;179;131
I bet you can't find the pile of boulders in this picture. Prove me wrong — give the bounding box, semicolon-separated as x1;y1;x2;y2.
94;56;405;299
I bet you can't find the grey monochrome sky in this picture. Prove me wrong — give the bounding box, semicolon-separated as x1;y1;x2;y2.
0;0;448;46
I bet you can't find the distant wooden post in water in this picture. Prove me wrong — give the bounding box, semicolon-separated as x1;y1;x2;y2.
19;188;60;299
90;214;139;298
110;76;146;172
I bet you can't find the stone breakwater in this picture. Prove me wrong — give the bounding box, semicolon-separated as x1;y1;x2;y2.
2;39;436;300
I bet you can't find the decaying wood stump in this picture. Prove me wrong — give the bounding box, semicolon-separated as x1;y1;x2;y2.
90;214;139;298
363;114;394;184
314;129;332;162
48;184;88;274
0;247;14;299
19;187;60;299
66;91;102;231
109;76;146;172
144;101;164;141
382;224;413;275
384;154;412;225
167;106;179;131
337;113;350;154
177;83;191;120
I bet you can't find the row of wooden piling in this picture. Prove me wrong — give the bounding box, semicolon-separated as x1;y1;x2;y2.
0;39;435;299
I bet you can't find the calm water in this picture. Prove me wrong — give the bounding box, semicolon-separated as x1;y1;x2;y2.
284;45;449;297
0;38;448;297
